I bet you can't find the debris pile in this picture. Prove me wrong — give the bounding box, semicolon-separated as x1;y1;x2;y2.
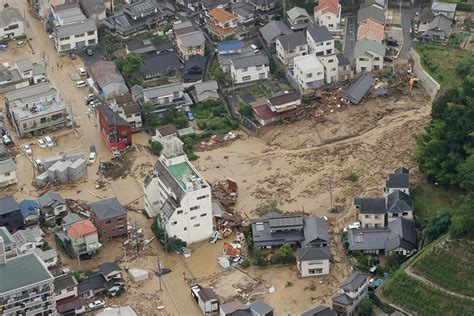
66;199;92;218
197;132;240;151
212;178;238;207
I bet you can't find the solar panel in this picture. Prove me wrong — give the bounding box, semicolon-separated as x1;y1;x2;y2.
256;223;264;231
269;216;303;228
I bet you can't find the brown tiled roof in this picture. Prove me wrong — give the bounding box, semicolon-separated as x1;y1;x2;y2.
157;124;177;137
268;91;301;106
250;97;268;108
56;296;86;314
88;60;124;88
198;287;218;302
114;93;133;106
122;104;141;115
209;8;238;23
314;0;340;15
252;104;279;120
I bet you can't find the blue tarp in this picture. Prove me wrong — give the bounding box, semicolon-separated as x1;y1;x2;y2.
19;199;39;218
217;41;242;53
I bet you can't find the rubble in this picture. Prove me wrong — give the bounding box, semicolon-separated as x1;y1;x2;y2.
212;178;238;207
196;132;240;151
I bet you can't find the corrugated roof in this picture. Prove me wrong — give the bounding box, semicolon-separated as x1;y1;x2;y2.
343;73;375;104
231;54;269;69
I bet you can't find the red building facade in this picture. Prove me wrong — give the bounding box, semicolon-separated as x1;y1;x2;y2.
97;105;132;152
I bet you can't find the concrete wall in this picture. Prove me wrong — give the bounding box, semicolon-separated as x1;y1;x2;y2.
410;48;440;100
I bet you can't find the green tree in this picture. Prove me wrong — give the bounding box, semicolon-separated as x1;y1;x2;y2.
356;298;374;316
450;194;474;238
239;103;253;119
116;52;143;86
150;140;163;156
425;209;452;243
240;259;251;268
141;102;158;130
270;244;296;264
255;200;283;216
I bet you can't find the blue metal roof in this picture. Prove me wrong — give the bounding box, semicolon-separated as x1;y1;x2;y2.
19;199;39;218
217;41;242;52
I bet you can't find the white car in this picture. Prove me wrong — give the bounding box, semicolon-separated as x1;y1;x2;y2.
37;139;47;149
88;152;96;165
344;222;361;232
78;67;87;76
22;144;32;156
88;299;105;310
44;136;54;148
180;247;191;258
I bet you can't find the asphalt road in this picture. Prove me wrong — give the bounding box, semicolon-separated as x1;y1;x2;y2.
399;9;417;59
343;14;357;62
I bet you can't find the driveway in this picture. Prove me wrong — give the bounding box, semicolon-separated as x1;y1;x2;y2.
399;9;417;59
343;13;357;62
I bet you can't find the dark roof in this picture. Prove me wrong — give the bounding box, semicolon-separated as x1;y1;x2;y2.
336;53;351;67
268;91;301;106
0;196;20;215
89;197;127;220
347;228;390;252
80;0;106;16
156;42;175;53
341;272;368;291
100;262;121;276
354;197;386;214
419;7;434;24
343;74;375;104
426;14;452;34
387;190;412;213
387;218;417;250
332;292;353;305
19;199;38;218
97;104;130;127
260;21;293;44
385;173;409;189
249;301;273;314
198;287;218;302
307;26;333;42
394;166;409;174
358;5;385;24
122;104;141;115
56;296;86;314
140;52;182;78
114;93;134;105
37;192;65;208
126;38;155;51
157;124;177;137
231;54;269;69
277;32;307;51
297;246;332;261
182;55;206;82
78;272;105;293
252;214;305;248
301;306;336;316
54;273;77;291
303;216;329;244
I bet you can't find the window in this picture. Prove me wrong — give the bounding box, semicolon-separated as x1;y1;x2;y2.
259;73;266;79
118;225;125;230
88;39;96;45
173;92;180;99
197;195;208;200
393;213;399;217
191;216;196;220
242;67;248;72
177;210;183;214
306;73;313;78
117;217;124;221
40;117;47;124
242;75;251;81
75;33;85;38
374;215;379;219
122;130;127;135
171;221;177;225
7;24;18;30
200;213;207;217
87;31;95;36
308;260;323;265
365;215;370;218
299;46;305;51
402;212;408;216
256;65;262;70
190;205;200;211
106;220;112;224
317;72;322;76
194;223;200;227
184;227;187;231
309;268;323;274
60;36;70;41
374;224;380;228
374;57;380;61
67;287;74;292
374;65;380;70
326;49;332;54
326;41;331;45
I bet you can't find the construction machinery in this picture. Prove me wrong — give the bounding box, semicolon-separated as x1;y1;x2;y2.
409;77;419;91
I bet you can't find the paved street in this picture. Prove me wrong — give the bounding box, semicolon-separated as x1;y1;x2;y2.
399;9;417;59
343;14;357;62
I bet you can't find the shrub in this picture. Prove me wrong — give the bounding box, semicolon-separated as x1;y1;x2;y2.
255;201;282;216
349;172;359;182
285;281;294;287
151;222;187;252
424;209;452;243
240;259;251;268
356;298;374;316
270;244;296;265
252;249;268;266
149;140;163;156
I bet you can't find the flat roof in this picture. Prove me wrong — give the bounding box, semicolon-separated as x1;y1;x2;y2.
0;253;52;294
167;161;197;189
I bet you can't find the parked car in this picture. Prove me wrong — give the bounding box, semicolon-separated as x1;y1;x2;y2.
2;135;13;146
69;52;77;60
88;152;97;165
48;33;54;40
88;299;105;310
156;267;172;276
180;247;191;258
78;67;87;76
44;136;54;148
87;48;94;56
343;221;361;232
34;159;44;171
76;80;86;88
0;43;7;50
186;112;194;121
16;41;26;48
383;56;394;62
22;144;32;156
37;139;47;148
386;39;398;46
90;145;96;153
85;94;96;104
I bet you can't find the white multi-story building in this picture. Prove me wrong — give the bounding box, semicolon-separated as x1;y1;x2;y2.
54;20;97;52
144;137;213;245
293;54;325;91
0;7;25;39
314;0;342;32
306;26;335;56
354;39;384;73
275;32;308;66
318;54;339;83
230;54;269;84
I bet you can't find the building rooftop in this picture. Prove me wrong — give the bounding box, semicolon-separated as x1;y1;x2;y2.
301;305;336;316
67;219;97;240
260;21;293;44
11;99;66;122
209;8;238;23
307;26;333;42
55;19;96;38
37;192;65;208
5;82;56;104
88;60;125;88
168;161;199;189
0;252;53;294
178;30;205;47
0;226;15;245
0;196;19;216
287;6;310;21
0;6;24;28
431;1;457;13
315;0;340;15
354;197;386;214
343;73;375;104
231;54;269;69
297;246;332;261
0;158;16;175
19;199;39;218
217;40;242;53
336;53;351;67
385;172;409;188
387;190;412;213
97;306;137;316
13;226;44;247
16;59;33;73
143;83;184;99
100;261;121;276
140;52;182;78
358;5;385;25
277;32;307;51
97;104;130;127
341;271;368;292
294;54;324;70
89;197;126;220
54;273;78;292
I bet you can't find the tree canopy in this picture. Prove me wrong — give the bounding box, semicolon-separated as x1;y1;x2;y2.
116;52;143;86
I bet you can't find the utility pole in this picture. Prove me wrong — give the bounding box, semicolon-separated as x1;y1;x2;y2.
328;178;334;212
157;257;162;291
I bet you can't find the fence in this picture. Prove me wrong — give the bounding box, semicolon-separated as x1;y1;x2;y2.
410;48;440;100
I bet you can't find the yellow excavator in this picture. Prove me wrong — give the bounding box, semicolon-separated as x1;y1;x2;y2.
407;61;419;91
409;77;419;91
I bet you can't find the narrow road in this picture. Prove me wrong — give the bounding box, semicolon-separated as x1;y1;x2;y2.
343;14;357;62
399;9;417;59
406;267;474;301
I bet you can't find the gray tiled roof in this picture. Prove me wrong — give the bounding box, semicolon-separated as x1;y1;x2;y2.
99;261;121;276
55;19;96;38
343;73;375;104
347;228;390;251
249;301;273;315
297;246;332;261
54;273;78;291
301;306;336;316
358;5;385;24
427;14;452;34
385;172;409;189
277;32;307;51
307;26;333;43
387;218;417;250
178;30;205;47
231;54;269;69
340;271;368;292
0;7;24;28
354;197;386;214
0;159;16;175
140;52;182;78
89;197;126;220
336;53;351;67
287;6;310;21
144;83;184;99
260;21;293;44
387;190;412;213
0;196;19;216
332;292;353;305
303;216;329;244
431;1;457;13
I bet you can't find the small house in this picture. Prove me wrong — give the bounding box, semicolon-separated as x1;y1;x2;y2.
0;196;23;232
314;0;342;32
230;54;269;84
275;32;309;66
431;2;456;19
386;190;413;222
383;167;410;196
306;26;335;56
97;104;132;152
89;198;127;241
66;219;101;256
259;21;293;46
190;284;220;315
193;81;219;102
332;272;369;316
207;8;240;40
354;197;386;228
13;226;44;253
293;54;325;91
297;246;332;277
19;199;40;227
301;306;336;316
88;60;129;100
354;39;384;73
287;6;312;30
176;30;206;60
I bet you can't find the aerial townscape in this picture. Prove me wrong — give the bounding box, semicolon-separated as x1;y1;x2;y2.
0;0;473;315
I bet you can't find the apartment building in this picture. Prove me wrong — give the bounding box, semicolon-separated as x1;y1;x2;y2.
275;32;308;66
293;54;325;91
318;54;339;83
0;6;25;39
314;0;342;32
144;136;213;244
306;26;335;56
4;83;67;137
0;248;56;315
230;54;269;84
354;39;384;73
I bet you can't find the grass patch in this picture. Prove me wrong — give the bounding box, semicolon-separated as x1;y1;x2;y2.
411;183;462;227
412;44;470;91
335;40;343;52
380;270;474;316
411;238;474;296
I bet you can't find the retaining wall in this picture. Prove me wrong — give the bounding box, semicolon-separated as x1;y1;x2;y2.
410;48;440;100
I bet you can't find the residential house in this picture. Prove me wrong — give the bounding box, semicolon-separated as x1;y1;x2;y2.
174;20;197;38
332;272;368;316
267;91;302;114
97;104;132;152
230;54;269;84
217;40;243;55
144;137;213;244
301;306;336;316
354;197;386;228
431;2;456;19
347;218;417;256
248;0;276;19
37;191;67;227
306;26;335;56
89;197;127;241
182;55;207;85
12;226;44;253
357;18;384;43
293;54;325;91
4;83;68;137
342;73;375;104
0;144;17;187
126;39;174;56
193;80;219;102
135;82;193;114
276;32;309;66
0;6;25;39
111;93;142;131
0;196;22;233
200;0;228;15
15;59;46;84
97;306;138;316
251;98;280;126
287;6;312;30
383;167;410;196
66;219;101;256
418;14;452;43
0;226;17;259
54;273;86;315
357;5;385;27
337;53;352;81
140;52;183;80
50;4;86;27
218;44;254;73
0;67;29;91
259;20;293;46
190;284;220;315
314;0;342;33
231;3;255;27
78;261;124;298
386;190;413;222
53;5;97;53
103;0;170;37
31;248;59;268
80;0;107;23
297;246;332;277
354;39;384;73
176;30;206;60
88;60;129;100
62;213;83;231
154;124;178;143
0;251;56;315
251;92;302;126
219;300;274;316
318;54;339;83
364;0;388;11
207;8;240;40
